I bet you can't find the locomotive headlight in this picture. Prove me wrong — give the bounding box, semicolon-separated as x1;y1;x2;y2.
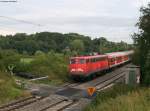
71;68;83;72
77;68;83;72
71;69;75;72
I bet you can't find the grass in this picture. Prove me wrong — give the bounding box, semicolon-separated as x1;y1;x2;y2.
15;53;69;85
20;58;34;64
0;51;70;85
0;71;30;105
84;85;150;111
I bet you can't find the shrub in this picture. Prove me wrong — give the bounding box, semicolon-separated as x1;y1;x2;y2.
84;84;139;111
0;71;22;104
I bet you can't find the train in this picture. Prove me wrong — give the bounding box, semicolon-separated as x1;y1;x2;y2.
69;50;133;79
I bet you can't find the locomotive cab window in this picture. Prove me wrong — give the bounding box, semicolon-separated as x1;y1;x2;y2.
91;58;96;62
110;58;115;62
70;59;76;64
79;59;86;64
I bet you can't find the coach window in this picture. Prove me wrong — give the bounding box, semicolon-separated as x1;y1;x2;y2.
97;58;100;61
95;58;98;62
70;59;76;64
94;58;96;62
111;58;115;62
91;58;95;62
79;59;86;64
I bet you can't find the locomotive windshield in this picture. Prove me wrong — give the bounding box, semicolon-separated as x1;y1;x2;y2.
70;59;76;64
79;59;86;64
70;58;86;64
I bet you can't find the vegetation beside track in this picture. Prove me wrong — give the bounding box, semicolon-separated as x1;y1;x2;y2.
0;50;70;85
84;85;150;111
0;71;30;105
132;3;150;86
16;52;69;84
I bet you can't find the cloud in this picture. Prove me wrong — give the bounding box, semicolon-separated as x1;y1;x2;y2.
39;16;136;27
0;0;149;43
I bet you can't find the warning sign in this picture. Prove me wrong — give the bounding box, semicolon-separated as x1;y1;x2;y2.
87;87;96;96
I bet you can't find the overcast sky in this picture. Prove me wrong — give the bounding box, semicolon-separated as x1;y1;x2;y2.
0;0;149;43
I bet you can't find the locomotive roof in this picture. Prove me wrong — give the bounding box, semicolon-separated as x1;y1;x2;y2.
71;50;133;59
70;54;107;59
106;50;133;58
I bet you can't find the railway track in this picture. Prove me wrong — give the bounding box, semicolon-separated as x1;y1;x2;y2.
0;65;129;111
58;82;81;91
76;65;126;90
0;96;43;111
39;99;78;111
96;71;125;91
95;70;124;87
55;73;125;111
58;69;127;111
48;66;128;111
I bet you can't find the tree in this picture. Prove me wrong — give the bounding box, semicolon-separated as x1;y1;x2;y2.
143;51;150;85
35;50;45;56
0;32;132;55
132;3;150;85
70;39;84;55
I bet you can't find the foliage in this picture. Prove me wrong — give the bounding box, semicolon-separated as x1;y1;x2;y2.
84;85;150;111
0;49;69;83
132;3;150;85
70;39;84;55
14;52;69;82
0;71;24;104
20;58;34;64
143;51;150;85
0;32;132;55
0;50;21;71
31;53;69;81
92;37;131;54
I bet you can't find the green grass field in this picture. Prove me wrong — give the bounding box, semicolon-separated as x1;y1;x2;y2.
0;72;30;105
20;58;34;64
18;54;69;82
85;85;150;111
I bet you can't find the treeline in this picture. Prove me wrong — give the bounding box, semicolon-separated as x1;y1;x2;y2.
0;32;132;55
132;3;150;86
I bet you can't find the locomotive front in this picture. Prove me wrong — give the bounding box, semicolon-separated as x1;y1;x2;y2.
69;57;88;78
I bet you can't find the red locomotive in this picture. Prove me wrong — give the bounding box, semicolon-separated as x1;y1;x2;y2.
69;51;133;79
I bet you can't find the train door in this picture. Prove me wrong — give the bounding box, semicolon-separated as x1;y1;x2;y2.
95;58;99;70
85;58;90;74
103;57;108;69
91;58;96;73
97;57;101;70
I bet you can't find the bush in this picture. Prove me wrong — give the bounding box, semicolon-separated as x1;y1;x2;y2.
0;49;69;83
85;86;150;111
84;84;139;111
30;53;69;81
13;52;69;82
0;50;21;71
0;71;22;104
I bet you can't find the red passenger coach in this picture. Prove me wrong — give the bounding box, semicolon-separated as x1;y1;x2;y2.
69;55;109;78
106;51;133;68
69;50;133;79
